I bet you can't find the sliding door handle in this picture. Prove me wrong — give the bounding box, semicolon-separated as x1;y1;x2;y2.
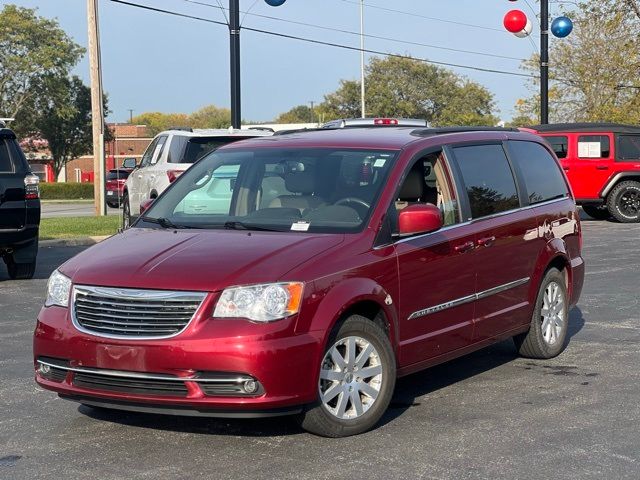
454;241;475;254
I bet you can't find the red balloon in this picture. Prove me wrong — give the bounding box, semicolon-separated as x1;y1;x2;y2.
503;9;528;33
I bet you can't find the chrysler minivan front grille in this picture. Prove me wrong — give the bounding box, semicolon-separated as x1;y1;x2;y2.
73;285;206;339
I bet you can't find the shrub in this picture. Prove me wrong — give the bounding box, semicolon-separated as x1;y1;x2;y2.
40;182;95;200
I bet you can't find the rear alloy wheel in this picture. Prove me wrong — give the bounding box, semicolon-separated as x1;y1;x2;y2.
581;204;610;220
122;193;131;229
607;180;640;223
514;268;569;359
297;315;395;437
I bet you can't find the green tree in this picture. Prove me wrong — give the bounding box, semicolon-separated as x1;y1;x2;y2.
189;105;231;129
318;56;498;126
0;5;84;119
21;76;111;178
513;1;640;124
275;105;315;123
131;105;232;136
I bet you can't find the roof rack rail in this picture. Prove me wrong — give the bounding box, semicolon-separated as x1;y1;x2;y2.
527;122;640;134
411;126;519;137
167;126;194;132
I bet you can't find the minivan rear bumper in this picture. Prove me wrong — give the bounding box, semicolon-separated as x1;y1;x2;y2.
33;306;322;414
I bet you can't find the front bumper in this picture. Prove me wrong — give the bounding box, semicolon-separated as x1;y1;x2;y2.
33;302;322;415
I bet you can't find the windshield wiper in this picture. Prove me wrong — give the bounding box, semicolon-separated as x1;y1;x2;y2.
144;217;196;229
223;221;283;232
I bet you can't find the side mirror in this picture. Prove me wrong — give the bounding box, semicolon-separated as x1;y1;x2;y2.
122;157;138;169
139;198;154;214
398;204;443;236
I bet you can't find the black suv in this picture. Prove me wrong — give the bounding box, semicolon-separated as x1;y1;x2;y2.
0;121;40;279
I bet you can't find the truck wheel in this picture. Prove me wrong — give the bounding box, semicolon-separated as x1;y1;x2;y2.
122;193;131;229
581;205;610;220
607;180;640;223
5;255;37;280
297;315;396;437
514;268;568;359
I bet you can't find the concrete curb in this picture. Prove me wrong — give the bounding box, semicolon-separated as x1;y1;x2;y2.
40;235;111;248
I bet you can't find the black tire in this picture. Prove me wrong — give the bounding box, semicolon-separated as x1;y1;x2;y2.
606;180;640;223
5;255;37;280
581;204;610;220
514;268;569;359
106;201;119;209
297;314;396;437
122;192;131;229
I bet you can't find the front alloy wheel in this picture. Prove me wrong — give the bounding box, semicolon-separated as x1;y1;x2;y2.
319;336;383;420
540;281;565;346
298;314;395;437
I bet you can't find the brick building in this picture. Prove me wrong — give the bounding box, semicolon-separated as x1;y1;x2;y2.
62;123;152;182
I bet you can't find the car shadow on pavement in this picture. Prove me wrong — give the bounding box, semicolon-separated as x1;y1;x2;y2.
77;307;586;437
379;306;586;427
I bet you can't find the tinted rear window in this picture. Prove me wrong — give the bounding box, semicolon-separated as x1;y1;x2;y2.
617;135;640;161
544;136;568;159
508;141;569;205
0;139;13;172
168;136;250;164
453;144;520;219
106;170;130;180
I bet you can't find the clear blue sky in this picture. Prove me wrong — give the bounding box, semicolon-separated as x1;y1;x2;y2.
5;0;564;123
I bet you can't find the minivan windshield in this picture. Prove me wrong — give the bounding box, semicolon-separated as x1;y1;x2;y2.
140;147;398;233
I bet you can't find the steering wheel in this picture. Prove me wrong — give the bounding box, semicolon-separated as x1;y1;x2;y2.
335;197;371;210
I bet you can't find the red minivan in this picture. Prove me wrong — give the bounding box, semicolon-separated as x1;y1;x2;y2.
34;123;585;437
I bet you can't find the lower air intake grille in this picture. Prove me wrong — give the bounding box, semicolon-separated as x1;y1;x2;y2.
73;372;188;397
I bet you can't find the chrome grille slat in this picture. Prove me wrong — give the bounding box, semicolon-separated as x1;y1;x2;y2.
73;285;206;339
75;309;193;322
75;303;197;316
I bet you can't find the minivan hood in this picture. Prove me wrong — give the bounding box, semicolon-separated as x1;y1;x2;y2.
60;228;345;292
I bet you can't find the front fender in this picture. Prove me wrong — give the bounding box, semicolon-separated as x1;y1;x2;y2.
300;276;399;356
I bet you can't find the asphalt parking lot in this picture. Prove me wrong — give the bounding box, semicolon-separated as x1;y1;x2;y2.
1;218;639;480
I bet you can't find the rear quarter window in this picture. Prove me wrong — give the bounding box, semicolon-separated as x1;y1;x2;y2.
616;135;640;161
508;141;569;205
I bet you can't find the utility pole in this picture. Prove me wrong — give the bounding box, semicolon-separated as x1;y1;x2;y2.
359;0;365;118
229;0;241;129
309;101;315;123
540;0;549;124
87;0;105;215
128;109;134;123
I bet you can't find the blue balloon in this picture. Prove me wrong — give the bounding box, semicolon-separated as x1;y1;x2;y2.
265;0;286;6
551;16;573;38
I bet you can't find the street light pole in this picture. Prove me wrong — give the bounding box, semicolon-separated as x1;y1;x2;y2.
229;0;241;129
540;0;549;124
359;0;366;118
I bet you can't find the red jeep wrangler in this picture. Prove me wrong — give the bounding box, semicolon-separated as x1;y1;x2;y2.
525;123;640;222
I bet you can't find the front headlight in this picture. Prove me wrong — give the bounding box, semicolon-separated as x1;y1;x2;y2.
45;269;72;307
213;282;304;322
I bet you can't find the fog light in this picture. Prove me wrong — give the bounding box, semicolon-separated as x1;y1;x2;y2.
243;380;258;394
39;363;51;375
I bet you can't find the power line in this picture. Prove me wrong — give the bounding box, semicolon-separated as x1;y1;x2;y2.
175;0;526;61
109;0;536;79
337;0;506;33
108;0;640;90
